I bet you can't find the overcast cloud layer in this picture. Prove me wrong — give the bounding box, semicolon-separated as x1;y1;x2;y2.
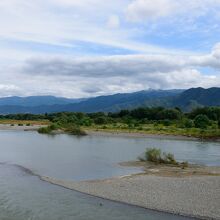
0;0;220;97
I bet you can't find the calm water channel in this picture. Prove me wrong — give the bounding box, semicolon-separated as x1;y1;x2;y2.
1;130;219;219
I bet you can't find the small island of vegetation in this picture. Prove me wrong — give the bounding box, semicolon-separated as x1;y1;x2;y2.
140;148;189;168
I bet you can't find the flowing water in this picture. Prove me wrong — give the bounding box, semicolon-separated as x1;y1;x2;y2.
0;130;219;219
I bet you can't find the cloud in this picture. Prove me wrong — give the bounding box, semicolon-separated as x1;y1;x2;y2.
0;0;219;98
0;84;21;97
125;0;220;22
126;0;176;22
107;15;120;29
22;43;220;77
190;43;220;69
6;42;215;98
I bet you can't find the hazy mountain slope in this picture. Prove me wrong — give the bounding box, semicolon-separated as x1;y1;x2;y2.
0;90;183;114
58;89;183;113
172;87;220;111
0;96;85;107
0;88;220;114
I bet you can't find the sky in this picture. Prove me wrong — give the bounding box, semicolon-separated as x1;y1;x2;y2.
0;0;220;98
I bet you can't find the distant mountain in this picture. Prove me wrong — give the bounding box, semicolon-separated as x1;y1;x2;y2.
0;90;183;114
172;87;220;111
56;89;184;113
0;87;220;114
0;96;85;107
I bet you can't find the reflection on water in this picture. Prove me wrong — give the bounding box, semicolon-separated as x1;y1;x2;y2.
0;131;219;181
0;164;194;220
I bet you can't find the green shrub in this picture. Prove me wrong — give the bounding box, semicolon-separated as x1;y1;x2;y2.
18;124;23;126
38;126;52;134
64;125;87;136
144;148;180;165
218;120;220;129
38;123;59;134
181;118;194;128
162;152;177;165
194;114;210;129
161;119;172;126
26;123;31;126
94;116;108;125
145;148;161;163
49;123;59;130
10;124;14;126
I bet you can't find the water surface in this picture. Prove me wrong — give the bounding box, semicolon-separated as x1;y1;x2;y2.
0;164;194;220
0;131;219;180
0;130;218;220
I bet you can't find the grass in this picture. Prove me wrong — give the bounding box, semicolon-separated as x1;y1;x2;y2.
0;119;49;125
83;123;220;139
1;118;219;139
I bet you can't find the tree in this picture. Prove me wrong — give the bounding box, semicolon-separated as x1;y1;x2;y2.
94;116;108;125
194;114;210;129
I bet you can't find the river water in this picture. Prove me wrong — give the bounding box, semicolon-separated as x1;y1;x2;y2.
1;130;219;219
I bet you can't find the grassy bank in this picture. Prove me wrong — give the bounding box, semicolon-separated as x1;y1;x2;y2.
83;123;220;139
1;106;220;139
0;119;49;126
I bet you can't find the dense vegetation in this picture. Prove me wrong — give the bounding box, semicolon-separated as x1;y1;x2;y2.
1;106;220;138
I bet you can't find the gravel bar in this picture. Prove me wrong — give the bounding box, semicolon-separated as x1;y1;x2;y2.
42;175;220;220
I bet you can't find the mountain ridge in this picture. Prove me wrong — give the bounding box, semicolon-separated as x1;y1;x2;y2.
0;87;220;114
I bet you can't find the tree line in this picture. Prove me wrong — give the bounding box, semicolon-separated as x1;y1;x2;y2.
1;106;220;130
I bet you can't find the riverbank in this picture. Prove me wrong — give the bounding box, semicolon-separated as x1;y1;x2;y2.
1;121;220;142
40;162;220;220
41;172;220;220
0;123;46;131
86;130;201;141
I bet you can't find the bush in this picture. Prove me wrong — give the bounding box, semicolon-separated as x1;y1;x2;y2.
161;119;172;126
49;123;59;130
37;124;58;134
218;120;220;129
64;125;87;136
144;148;179;165
94;116;108;125
145;148;161;163
194;114;210;129
181;118;194;128
18;124;23;126
38;126;52;134
162;152;177;165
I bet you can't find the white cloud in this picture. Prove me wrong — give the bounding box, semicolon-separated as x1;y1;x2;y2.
0;0;219;98
107;15;120;29
126;0;176;22
1;42;213;98
0;84;21;97
189;43;220;69
126;0;220;22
